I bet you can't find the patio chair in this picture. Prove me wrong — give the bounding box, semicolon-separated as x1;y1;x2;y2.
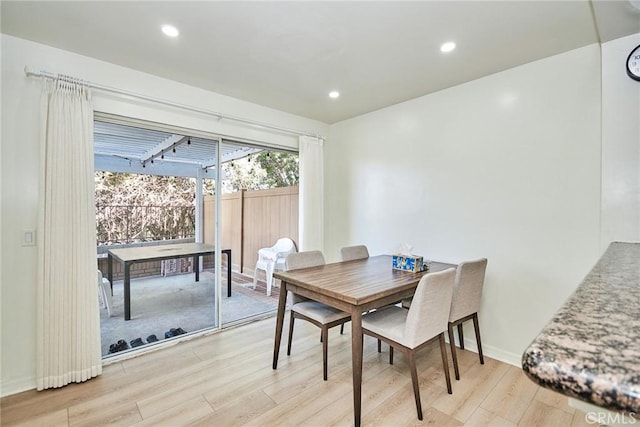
253;237;297;296
97;269;114;317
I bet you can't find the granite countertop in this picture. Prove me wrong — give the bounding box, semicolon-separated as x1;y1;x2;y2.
522;242;640;414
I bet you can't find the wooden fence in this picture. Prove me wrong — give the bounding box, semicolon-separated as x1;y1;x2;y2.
203;186;299;276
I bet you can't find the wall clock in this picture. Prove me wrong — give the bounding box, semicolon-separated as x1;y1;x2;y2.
627;44;640;81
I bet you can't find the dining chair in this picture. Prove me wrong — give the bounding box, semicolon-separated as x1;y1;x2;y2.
362;268;456;420
286;250;351;381
339;244;386;352
447;258;488;380
340;244;369;261
253;237;297;296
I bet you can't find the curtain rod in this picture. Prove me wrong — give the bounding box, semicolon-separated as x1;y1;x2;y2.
24;66;324;140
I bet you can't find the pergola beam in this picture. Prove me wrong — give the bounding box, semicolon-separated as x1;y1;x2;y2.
141;134;190;164
201;147;263;170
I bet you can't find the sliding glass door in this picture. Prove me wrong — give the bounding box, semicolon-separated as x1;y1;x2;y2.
94;116;298;357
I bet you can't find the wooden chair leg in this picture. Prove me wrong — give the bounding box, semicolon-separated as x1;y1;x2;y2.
473;313;484;364
447;324;460;380
287;311;295;356
322;327;329;381
439;333;452;394
457;323;464;349
340;324;344;335
389;345;394;365
408;350;423;420
377;339;382;353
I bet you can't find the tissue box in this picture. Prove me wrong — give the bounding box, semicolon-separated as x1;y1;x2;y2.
392;255;424;273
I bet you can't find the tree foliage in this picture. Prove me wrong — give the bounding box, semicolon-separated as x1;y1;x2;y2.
95;172;196;244
220;152;298;192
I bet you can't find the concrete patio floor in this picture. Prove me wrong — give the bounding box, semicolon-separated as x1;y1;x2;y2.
99;270;282;357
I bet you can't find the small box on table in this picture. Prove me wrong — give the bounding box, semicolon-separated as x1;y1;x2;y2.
392;255;424;273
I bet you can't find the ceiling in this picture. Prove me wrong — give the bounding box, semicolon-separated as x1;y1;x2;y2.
2;1;639;124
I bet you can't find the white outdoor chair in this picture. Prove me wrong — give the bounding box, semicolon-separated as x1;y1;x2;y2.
253;237;297;296
97;269;114;317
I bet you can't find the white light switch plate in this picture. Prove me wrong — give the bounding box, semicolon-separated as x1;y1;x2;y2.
22;229;36;246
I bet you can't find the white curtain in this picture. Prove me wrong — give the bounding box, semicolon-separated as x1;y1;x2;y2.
36;76;102;390
298;136;324;251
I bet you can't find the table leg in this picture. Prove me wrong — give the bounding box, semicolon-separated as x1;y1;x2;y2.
107;253;113;295
272;281;288;369
226;250;232;297
194;255;200;282
124;262;131;321
351;308;364;427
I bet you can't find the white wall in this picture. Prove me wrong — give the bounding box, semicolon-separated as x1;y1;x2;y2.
325;45;603;364
601;33;640;248
0;34;329;396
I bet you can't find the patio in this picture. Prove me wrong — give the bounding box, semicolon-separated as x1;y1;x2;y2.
100;270;281;357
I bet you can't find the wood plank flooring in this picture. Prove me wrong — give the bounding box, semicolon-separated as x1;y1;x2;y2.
1;316;593;426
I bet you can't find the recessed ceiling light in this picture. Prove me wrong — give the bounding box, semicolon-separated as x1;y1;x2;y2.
329;91;340;99
440;41;456;53
162;25;179;37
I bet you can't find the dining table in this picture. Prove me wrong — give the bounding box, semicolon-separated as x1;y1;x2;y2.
107;242;232;320
272;254;456;427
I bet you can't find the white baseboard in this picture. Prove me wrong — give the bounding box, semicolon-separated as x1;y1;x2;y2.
1;376;36;398
460;337;523;368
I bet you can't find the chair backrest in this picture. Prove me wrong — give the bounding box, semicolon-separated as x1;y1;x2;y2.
449;258;488;322
285;250;325;271
340;245;369;261
404;268;456;348
272;238;296;255
285;251;325;304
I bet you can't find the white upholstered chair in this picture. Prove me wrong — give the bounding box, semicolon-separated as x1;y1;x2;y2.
340;244;387;352
253;237;297;296
362;268;456;421
97;269;113;317
286;251;351;381
340;245;369;262
447;258;488;380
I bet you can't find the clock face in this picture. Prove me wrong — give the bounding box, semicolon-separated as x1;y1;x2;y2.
627;44;640;81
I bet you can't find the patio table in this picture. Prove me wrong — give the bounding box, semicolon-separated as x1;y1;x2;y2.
107;243;232;320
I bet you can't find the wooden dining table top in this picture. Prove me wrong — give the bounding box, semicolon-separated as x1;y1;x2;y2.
274;255;456;306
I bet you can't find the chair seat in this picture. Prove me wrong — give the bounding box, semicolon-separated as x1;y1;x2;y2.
292;301;350;324
362;306;408;346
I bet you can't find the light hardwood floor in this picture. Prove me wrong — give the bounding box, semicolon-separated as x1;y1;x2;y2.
1;316;593;427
